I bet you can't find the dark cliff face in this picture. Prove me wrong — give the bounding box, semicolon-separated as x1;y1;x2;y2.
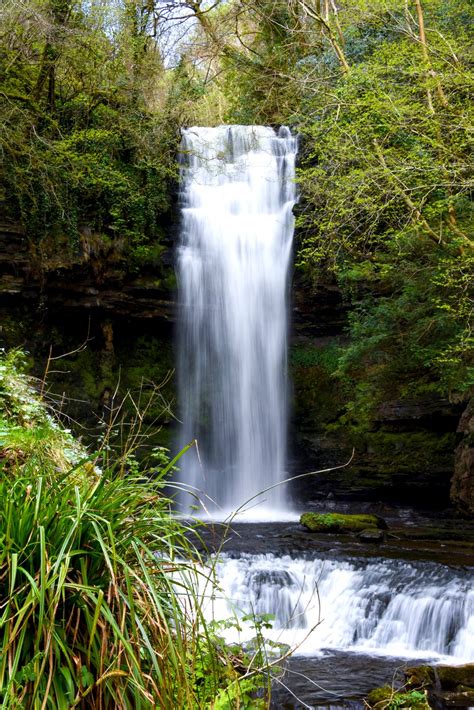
0;222;178;453
0;224;176;320
289;270;468;511
451;399;474;515
1;223;471;513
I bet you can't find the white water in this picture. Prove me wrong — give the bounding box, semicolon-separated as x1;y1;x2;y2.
175;125;474;675
177;126;297;517
208;554;474;663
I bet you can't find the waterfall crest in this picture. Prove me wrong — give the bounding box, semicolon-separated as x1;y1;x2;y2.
177;125;297;517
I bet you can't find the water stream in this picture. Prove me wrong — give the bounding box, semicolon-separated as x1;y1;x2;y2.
176;124;473;707
210;553;473;663
177;125;297;516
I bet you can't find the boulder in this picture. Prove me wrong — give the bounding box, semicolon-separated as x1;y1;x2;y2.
300;512;387;533
358;528;385;543
404;664;474;709
405;664;474;691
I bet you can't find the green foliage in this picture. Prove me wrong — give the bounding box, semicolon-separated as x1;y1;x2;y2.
0;351;271;707
210;0;472;435
191;613;277;710
290;341;349;438
290;343;341;371
0;349;84;474
0;0;179;266
293;0;473;430
367;685;430;709
334;241;473;427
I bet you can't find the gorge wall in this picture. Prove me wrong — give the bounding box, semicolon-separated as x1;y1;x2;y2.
0;221;471;513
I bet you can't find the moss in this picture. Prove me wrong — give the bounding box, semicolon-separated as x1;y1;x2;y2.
300;512;387;533
290;342;347;431
0;351;87;477
366;685;394;706
46;330;175;420
404;666;434;689
405;664;474;692
290;343;341;371
366;687;430;709
290;340;457;504
437;664;474;690
363;430;456;475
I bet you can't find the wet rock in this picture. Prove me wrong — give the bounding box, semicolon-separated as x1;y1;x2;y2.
0;224;176;321
292;274;347;338
434;664;474;690
376;397;461;422
358;528;385;543
451;398;474;514
300;512;387;533
405;665;436;688
443;689;474;706
290;327;464;510
405;664;474;709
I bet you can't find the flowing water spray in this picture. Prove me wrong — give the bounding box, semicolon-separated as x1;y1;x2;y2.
210;553;474;662
177;126;297;517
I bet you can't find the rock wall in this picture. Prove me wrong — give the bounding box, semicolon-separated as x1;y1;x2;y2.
1;223;471;513
451;399;474;514
0;223;175;319
289;272;467;510
0;223;177;452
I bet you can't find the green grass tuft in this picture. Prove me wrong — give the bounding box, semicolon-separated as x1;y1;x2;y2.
0;350;269;708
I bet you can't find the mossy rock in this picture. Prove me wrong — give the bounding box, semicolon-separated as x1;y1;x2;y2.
358;528;385;543
366;686;429;709
366;685;393;707
300;512;387;533
405;664;474;691
443;690;474;704
437;664;474;690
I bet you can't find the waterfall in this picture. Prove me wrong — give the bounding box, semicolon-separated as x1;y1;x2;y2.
177;126;297;517
208;554;474;663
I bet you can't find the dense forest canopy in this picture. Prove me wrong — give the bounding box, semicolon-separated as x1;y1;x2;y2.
1;0;472;437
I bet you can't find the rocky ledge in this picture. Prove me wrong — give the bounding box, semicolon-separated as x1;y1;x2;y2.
367;664;474;710
0;224;175;320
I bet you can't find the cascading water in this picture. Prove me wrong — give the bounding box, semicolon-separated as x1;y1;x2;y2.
209;554;474;663
177;126;297;517
175;126;474;708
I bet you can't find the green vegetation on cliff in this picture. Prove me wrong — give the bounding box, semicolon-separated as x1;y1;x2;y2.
295;0;473;421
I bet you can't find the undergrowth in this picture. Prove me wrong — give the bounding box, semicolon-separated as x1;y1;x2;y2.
0;350;271;708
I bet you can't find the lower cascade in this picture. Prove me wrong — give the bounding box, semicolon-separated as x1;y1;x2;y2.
177;125;297;517
209;554;474;663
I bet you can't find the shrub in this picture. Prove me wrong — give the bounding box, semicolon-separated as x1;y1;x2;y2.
0;351;268;707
